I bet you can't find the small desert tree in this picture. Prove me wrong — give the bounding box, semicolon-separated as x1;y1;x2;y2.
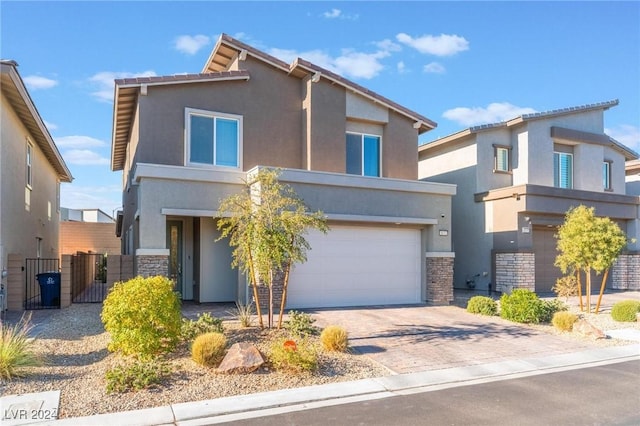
555;205;627;313
217;168;328;328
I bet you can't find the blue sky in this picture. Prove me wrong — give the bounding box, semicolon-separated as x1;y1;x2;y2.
2;1;639;217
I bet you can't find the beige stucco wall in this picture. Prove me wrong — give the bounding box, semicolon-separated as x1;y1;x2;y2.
1;92;60;262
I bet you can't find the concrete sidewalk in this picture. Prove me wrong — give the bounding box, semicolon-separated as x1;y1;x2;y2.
3;344;638;426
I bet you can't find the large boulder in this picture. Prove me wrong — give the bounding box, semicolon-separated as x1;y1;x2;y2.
216;342;264;374
573;319;606;339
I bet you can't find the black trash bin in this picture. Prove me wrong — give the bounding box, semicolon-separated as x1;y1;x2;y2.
36;272;61;307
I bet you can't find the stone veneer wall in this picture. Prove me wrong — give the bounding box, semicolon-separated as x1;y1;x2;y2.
611;253;640;290
426;256;454;305
255;270;285;313
136;255;169;278
495;252;535;293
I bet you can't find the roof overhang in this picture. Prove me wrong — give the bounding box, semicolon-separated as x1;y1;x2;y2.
110;71;250;171
1;60;72;182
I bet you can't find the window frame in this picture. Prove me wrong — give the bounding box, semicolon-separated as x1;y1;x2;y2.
184;107;243;169
553;151;573;189
346;131;382;177
603;160;613;191
493;144;511;173
26;140;33;189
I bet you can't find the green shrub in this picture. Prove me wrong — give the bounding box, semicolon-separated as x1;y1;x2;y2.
500;289;548;324
191;332;227;367
320;325;349;352
611;300;640;322
553;275;579;301
105;358;171;393
181;312;224;341
466;296;498;316
0;313;43;380
540;299;568;323
284;311;319;337
269;337;318;373
552;311;578;332
101;275;182;358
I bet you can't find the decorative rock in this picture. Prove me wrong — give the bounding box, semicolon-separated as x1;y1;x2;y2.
573;319;606;339
216;342;264;374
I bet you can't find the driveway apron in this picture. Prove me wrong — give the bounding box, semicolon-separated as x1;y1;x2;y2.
309;305;595;375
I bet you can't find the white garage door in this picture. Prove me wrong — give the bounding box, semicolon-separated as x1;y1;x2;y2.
286;225;422;308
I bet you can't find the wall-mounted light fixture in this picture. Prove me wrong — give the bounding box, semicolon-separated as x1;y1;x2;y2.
439;230;449;236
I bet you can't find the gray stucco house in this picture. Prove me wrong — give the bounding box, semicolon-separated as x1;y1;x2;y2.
111;34;456;308
1;60;73;310
418;100;640;294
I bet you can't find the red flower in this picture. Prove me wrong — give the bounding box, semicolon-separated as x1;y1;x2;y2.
283;340;297;351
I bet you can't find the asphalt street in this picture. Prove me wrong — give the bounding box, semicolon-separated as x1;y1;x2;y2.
222;360;640;426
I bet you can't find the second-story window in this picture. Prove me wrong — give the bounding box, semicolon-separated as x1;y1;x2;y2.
346;132;380;177
186;108;242;168
603;160;612;191
493;145;511;173
553;151;573;189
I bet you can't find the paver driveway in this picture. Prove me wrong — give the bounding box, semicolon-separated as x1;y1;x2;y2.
308;304;596;374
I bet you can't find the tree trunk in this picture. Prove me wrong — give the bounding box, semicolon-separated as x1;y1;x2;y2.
576;269;583;312
594;268;610;314
278;263;291;329
585;267;592;313
268;269;274;329
247;249;263;328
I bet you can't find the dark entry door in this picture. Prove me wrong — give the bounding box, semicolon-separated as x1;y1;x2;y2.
167;221;183;297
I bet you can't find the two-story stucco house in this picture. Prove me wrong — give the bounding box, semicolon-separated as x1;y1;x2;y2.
419;100;640;294
1;60;73;310
111;34;456;309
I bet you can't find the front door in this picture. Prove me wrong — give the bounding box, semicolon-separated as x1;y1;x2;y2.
167;220;183;297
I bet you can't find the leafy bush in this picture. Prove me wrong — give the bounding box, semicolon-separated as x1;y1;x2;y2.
553;275;579;301
284;311;319;337
0;313;42;380
101;275;182;358
466;296;498;316
105;359;171;393
540;299;568;323
320;325;349;352
181;312;224;341
268;337;318;373
191;332;227;367
611;300;640;322
500;289;549;324
552;311;578;332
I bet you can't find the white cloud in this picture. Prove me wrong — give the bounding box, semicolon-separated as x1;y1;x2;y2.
443;102;538;127
63;149;110;165
375;39;402;53
23;75;58;90
61;184;122;215
88;70;156;102
396;33;469;56
606;124;640;151
322;9;358;20
397;61;407;74
268;45;391;80
44;120;58;131
323;8;342;18
423;62;446;74
55;135;107;149
174;34;211;55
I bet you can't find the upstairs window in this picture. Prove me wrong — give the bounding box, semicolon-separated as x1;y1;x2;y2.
493;145;511;173
603;160;612;191
26;141;33;188
553;152;573;189
346;132;380;177
186;108;241;168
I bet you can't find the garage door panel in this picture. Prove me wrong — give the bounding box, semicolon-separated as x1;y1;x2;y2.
287;226;421;308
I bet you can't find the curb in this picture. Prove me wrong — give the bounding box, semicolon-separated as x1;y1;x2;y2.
24;344;640;426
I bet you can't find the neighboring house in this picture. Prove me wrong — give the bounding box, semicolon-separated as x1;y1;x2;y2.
419;100;640;294
627;159;640;196
111;34;456;309
1;60;73;310
60;207;120;256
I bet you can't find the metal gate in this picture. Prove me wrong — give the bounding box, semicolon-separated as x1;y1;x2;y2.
71;253;108;303
25;258;60;310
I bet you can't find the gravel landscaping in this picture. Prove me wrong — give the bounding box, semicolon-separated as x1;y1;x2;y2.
1;294;638;419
